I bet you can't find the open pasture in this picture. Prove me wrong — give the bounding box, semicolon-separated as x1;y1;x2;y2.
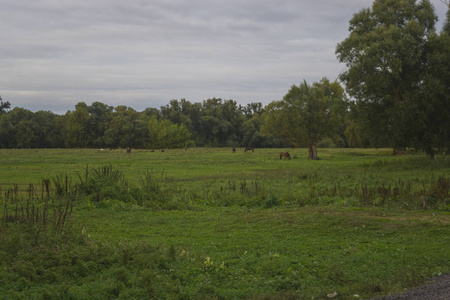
0;148;449;299
1;147;449;209
0;147;403;186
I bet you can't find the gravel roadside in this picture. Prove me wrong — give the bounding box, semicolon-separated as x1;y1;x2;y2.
367;273;450;300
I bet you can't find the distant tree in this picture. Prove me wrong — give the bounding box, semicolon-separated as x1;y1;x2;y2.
64;102;90;147
4;108;38;148
103;105;146;148
47;114;66;148
262;78;348;160
33;110;64;148
185;102;203;143
0;114;12;148
241;102;265;118
142;107;161;119
86;102;113;147
146;116;193;149
241;113;264;147
198;98;229;146
221;100;245;146
160;98;197;136
161;99;183;124
15;120;37;148
0;95;11;115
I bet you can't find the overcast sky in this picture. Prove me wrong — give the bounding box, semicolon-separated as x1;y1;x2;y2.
1;0;448;114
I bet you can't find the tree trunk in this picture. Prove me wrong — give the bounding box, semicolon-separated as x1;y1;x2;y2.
426;148;435;159
308;143;320;160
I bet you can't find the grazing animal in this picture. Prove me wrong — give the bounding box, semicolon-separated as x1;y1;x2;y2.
244;147;254;153
280;152;291;160
232;148;236;153
126;147;131;154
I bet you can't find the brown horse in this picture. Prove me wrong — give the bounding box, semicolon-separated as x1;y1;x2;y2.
280;152;291;160
244;147;254;153
126;147;131;154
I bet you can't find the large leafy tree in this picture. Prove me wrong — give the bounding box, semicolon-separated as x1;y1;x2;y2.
408;16;450;156
336;0;449;157
262;78;348;160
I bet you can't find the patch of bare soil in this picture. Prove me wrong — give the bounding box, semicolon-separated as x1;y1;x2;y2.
367;273;450;300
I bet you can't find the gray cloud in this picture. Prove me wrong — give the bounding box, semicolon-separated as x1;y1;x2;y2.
0;0;447;114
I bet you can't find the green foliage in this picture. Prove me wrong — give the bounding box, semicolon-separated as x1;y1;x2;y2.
0;107;64;148
146;116;193;149
64;102;91;148
1;179;74;235
74;164;184;210
86;101;114;147
262;78;348;159
77;164;127;202
336;0;450;156
0;97;290;149
0;95;11;114
263;194;282;208
1;205;448;299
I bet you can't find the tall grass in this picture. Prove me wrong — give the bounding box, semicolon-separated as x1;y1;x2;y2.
1;178;74;234
68;163;450;210
1;148;449;210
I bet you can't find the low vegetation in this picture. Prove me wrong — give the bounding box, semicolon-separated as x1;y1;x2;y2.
0;148;449;299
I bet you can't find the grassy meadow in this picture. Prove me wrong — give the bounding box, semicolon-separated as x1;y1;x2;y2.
0;148;449;299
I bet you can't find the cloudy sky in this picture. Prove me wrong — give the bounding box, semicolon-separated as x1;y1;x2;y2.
1;0;448;114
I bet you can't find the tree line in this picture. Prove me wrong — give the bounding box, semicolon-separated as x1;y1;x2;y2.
1;0;449;159
0;96;344;150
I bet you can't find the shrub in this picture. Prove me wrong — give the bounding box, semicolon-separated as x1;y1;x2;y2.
77;164;127;202
264;195;281;208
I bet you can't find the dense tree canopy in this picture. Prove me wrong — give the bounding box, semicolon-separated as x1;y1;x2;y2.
336;0;450;157
262;78;348;160
0;92;350;152
0;98;285;150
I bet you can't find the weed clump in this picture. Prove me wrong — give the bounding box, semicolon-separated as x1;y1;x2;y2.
264;195;282;208
77;164;127;202
1;178;74;235
76;165;176;209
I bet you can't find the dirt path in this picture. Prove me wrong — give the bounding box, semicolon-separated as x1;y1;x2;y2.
368;273;450;300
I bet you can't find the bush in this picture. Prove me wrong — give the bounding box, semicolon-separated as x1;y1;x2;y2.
75;165;180;210
77;164;127;202
264;195;281;208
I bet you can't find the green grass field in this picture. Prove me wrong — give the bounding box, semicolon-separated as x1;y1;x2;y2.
0;148;449;299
